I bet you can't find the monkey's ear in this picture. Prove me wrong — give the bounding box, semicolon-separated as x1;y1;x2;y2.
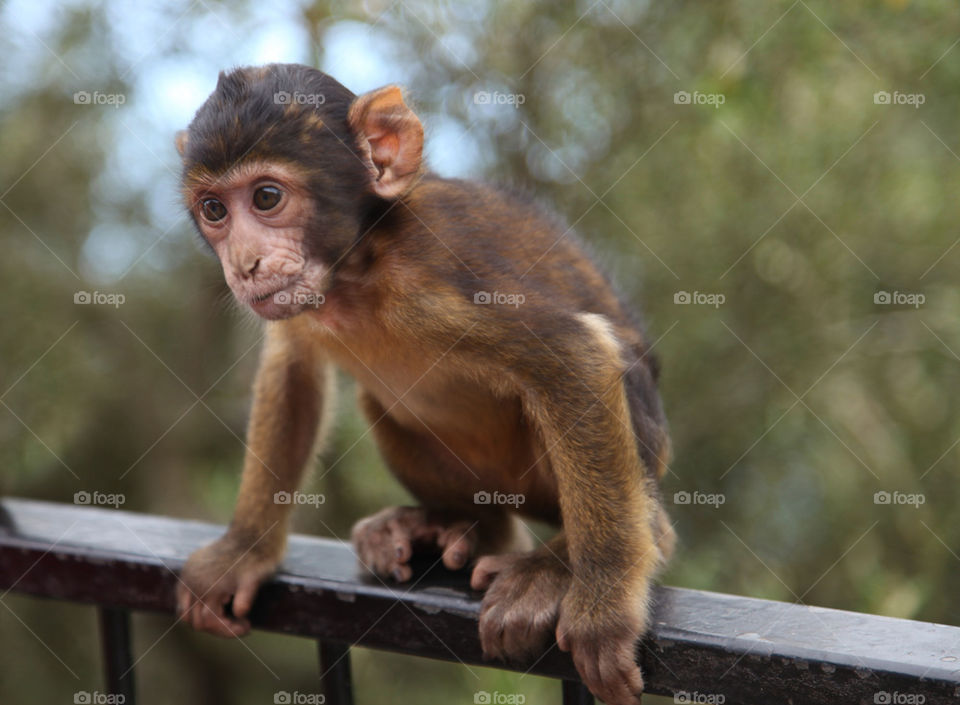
175;130;189;158
348;86;424;199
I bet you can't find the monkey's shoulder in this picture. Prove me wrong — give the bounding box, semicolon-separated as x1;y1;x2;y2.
379;176;636;327
403;175;566;248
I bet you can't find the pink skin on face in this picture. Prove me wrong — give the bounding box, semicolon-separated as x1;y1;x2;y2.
188;163;328;321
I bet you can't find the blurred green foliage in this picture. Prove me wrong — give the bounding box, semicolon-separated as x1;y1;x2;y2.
1;0;959;703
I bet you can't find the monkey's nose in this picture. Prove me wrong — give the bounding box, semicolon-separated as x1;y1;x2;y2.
246;258;261;278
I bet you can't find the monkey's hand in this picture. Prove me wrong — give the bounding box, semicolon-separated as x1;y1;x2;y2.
176;532;281;638
555;584;647;705
472;551;571;663
351;506;478;582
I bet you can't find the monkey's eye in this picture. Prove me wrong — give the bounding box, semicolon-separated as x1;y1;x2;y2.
253;186;282;211
200;198;227;222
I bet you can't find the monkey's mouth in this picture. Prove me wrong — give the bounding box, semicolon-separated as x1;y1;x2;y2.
251;289;283;305
246;282;307;320
247;286;291;315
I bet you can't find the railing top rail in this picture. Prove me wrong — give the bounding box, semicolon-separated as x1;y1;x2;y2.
2;498;958;705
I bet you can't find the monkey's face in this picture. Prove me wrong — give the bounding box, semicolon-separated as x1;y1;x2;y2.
178;64;424;321
186;162;329;320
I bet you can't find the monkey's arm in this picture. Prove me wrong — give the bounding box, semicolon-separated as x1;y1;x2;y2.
177;319;329;637
512;313;667;705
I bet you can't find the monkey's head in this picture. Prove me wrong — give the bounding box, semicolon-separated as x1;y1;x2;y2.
177;64;424;320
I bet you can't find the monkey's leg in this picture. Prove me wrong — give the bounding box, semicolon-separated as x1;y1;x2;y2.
177;321;330;637
353;391;531;582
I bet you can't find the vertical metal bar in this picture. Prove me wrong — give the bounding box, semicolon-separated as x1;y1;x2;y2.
318;640;354;705
98;607;136;705
561;680;594;705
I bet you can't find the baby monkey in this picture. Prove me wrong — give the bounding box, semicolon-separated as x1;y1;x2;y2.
176;64;674;705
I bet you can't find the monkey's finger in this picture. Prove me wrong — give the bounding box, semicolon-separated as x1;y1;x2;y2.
571;646;605;705
358;532;396;577
599;671;641;705
478;606;506;661
618;660;644;699
502;616;550;663
600;646;644;705
187;601;207;633
438;522;476;570
394;539;412;564
231;575;262;618
198;599;249;638
470;554;513;591
391;562;413;582
191;601;215;633
175;585;194;620
499;617;528;661
223;615;252;637
206;614;250;638
189;598;223;635
584;645;641;705
387;522;413;565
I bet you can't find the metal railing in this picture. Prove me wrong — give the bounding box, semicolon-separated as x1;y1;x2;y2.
1;498;958;704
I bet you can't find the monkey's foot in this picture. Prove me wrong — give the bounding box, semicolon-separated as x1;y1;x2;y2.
471;550;571;663
556;585;647;705
351;506;478;582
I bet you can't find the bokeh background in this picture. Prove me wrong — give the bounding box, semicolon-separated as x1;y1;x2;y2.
2;0;959;703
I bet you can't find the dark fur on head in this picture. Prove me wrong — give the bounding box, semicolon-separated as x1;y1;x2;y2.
180;63;381;266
